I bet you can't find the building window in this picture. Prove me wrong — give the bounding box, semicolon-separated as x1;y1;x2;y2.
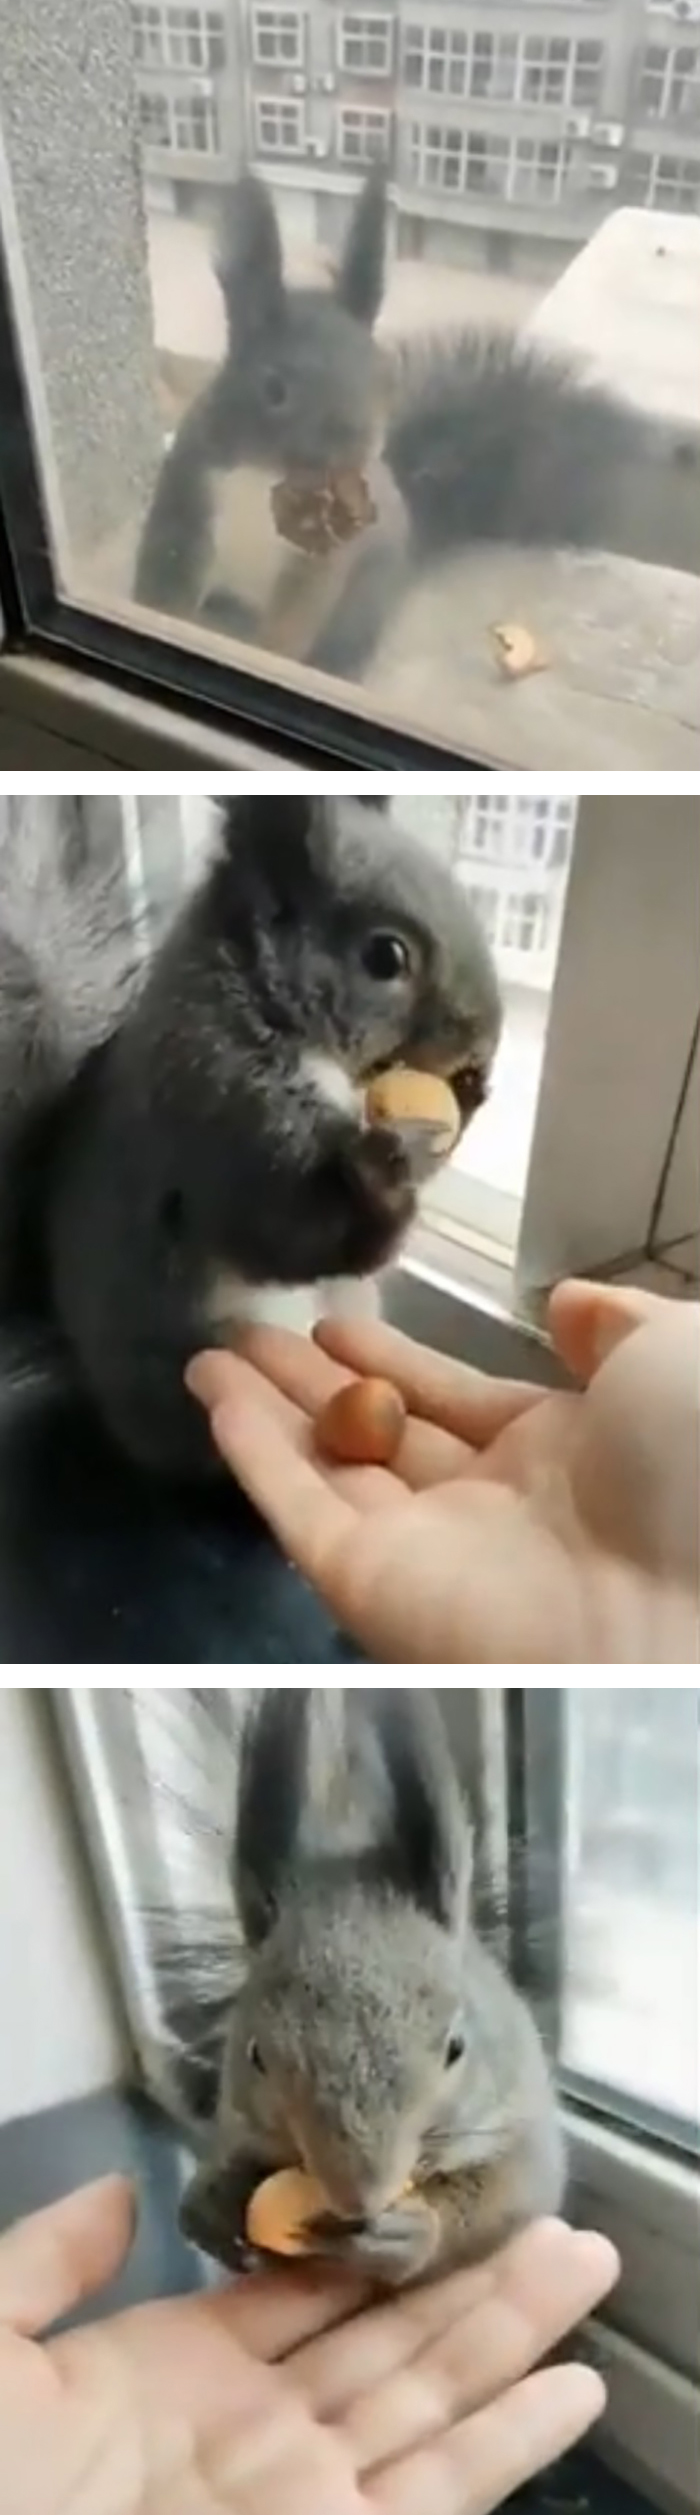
138;89;171;144
502;890;551;954
521;36;570;104
470;32;519;103
172;92;220;148
403;26;470;98
338;106;390;161
252;8;304;68
254;96;305;150
626;145;700;207
465;885;500;945
132;5;165;66
137;88;220;148
131;4;225;71
410;122;509;195
510;138;570;203
639;44;700;122
520;35;603;110
403;28;603;112
339;15;393;77
165;7;225;68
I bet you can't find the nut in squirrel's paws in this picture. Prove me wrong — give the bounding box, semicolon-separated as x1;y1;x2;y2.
245;2166;422;2261
246;2168;331;2258
366;1066;461;1165
271;469;376;556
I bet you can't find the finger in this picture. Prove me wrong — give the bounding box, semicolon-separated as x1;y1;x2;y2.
242;1327;475;1492
549;1277;672;1381
211;2259;369;2362
187;1349;395;1516
297;2221;617;2446
370;2361;606;2515
0;2177;136;2336
314;1317;543;1446
205;1392;360;1599
349;2226;616;2470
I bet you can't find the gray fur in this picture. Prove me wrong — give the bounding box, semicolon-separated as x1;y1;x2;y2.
0;797;145;1304
183;1691;564;2287
0;797;500;1480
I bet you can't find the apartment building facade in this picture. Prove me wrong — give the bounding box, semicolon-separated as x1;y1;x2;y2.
132;0;700;276
400;794;576;988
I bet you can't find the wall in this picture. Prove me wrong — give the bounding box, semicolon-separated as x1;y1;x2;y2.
0;1690;130;2124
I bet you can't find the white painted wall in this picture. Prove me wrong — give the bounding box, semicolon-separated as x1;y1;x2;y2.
0;1690;130;2124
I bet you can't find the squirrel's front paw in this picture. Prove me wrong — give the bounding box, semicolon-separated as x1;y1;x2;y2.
338;1125;416;1271
308;2198;439;2288
179;2156;267;2279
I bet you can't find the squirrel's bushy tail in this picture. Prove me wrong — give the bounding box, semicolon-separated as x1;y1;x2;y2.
385;330;650;560
0;797;144;1305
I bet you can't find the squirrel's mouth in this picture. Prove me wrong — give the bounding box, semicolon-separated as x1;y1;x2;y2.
360;1051;489;1123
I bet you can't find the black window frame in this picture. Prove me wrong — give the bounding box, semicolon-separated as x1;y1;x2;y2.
0;212;494;771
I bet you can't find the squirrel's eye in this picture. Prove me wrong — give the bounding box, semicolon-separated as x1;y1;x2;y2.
362;931;412;983
445;2032;465;2069
247;2038;266;2075
262;370;289;411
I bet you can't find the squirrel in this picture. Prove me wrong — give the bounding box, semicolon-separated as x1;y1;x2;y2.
134;165;691;683
179;1688;565;2288
0;793;500;1483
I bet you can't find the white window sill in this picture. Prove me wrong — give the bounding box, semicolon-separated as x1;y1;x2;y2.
568;2108;700;2515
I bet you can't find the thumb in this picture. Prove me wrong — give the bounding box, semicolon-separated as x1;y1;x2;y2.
0;2177;136;2337
548;1277;671;1383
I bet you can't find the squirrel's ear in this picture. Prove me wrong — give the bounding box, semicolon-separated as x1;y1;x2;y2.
363;1691;472;1932
216;796;331;911
214;174;285;337
335;164;387;327
234;1691;310;1945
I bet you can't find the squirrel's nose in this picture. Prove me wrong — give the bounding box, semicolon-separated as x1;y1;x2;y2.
313;2156;409;2222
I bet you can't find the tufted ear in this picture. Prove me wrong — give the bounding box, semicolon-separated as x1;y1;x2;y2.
233;1691;311;1946
216;796;334;904
335;164;387;327
214;174;286;340
357;1691;473;1932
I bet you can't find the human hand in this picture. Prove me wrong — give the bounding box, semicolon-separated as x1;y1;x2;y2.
0;2177;617;2515
186;1279;699;1662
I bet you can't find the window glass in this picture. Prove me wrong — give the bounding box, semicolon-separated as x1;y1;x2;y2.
399;793;576;1233
1;0;698;772
562;1689;700;2140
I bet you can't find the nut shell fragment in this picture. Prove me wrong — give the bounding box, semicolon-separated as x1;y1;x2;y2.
490;621;548;680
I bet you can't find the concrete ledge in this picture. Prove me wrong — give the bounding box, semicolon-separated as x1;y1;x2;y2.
366;543;700;770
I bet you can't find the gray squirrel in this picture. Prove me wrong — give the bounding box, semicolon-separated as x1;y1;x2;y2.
0;794;500;1482
180;1689;564;2287
135;167;695;682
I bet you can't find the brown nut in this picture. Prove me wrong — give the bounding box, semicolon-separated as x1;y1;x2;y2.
315;1375;407;1468
246;2167;330;2258
247;2166;418;2259
367;1066;461;1158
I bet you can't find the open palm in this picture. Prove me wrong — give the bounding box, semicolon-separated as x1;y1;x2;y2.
186;1280;699;1662
1;2178;617;2515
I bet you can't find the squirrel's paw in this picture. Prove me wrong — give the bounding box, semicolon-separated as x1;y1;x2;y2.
339;1124;417;1266
307;2198;439;2287
179;2156;267;2279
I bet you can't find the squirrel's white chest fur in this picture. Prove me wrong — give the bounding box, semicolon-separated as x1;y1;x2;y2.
205;464;285;613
